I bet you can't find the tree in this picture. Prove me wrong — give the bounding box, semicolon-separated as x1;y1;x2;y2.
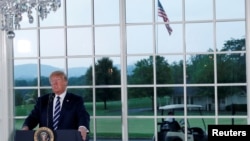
15;80;28;86
170;60;184;84
186;38;246;110
128;56;173;110
217;38;246;109
85;57;120;109
187;53;214;84
218;38;246;83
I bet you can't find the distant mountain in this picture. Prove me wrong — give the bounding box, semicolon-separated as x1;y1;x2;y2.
14;64;135;80
67;67;88;77
14;64;87;80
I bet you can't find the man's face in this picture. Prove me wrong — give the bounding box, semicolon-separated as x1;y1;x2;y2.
50;75;67;94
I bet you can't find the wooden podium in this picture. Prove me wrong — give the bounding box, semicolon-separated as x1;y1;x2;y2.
15;130;84;141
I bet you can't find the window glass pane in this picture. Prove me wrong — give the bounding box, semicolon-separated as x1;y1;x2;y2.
186;54;214;84
157;87;184;109
41;59;65;72
14;30;38;58
67;88;92;114
216;21;245;51
96;118;121;140
157;89;171;106
79;88;93;116
157;0;182;22
67;28;93;56
15;89;38;116
186;23;213;53
67;0;91;25
95;88;121;116
40;88;52;96
218;86;247;116
126;0;152;23
216;0;245;19
95;26;120;55
127;25;153;54
40;58;65;86
157;24;183;53
128;87;154;116
94;57;121;85
127;56;154;85
40;29;65;57
156;55;183;84
155;56;172;84
15;119;26;129
185;0;213;21
67;58;93;86
217;53;246;83
127;56;144;72
128;118;154;140
94;0;119;25
127;56;142;80
39;0;64;27
14;60;38;87
187;86;215;116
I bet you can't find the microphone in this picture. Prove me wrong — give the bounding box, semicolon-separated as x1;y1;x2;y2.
47;93;54;128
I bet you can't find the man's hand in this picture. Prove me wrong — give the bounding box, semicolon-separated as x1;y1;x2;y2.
22;126;29;130
78;126;88;141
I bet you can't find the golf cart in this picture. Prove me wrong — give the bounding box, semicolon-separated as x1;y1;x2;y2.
153;104;208;141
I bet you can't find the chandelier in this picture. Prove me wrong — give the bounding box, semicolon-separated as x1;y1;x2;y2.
0;0;61;39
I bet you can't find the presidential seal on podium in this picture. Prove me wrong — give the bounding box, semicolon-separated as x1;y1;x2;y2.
34;127;54;141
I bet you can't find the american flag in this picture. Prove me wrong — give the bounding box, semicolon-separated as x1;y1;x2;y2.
158;0;173;35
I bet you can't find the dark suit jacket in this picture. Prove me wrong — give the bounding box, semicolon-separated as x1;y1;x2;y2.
23;92;90;131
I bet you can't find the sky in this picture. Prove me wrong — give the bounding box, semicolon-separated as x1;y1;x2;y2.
12;0;245;68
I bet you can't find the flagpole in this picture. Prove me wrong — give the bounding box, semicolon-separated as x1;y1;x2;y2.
156;0;159;54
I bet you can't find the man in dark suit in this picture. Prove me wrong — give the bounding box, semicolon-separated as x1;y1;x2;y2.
22;70;90;141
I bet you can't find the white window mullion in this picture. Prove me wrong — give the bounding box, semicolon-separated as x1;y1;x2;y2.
245;0;250;124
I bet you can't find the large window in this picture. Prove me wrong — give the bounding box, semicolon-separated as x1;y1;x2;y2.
13;0;247;140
